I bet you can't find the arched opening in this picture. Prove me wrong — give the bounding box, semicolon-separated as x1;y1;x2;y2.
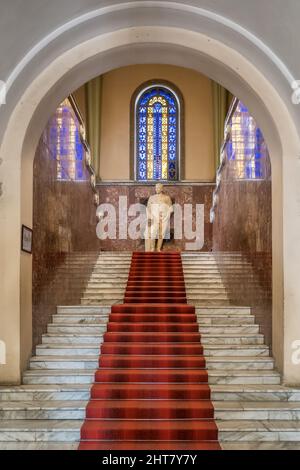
0;23;299;387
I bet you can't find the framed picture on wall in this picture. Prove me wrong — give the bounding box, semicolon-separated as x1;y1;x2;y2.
21;225;33;254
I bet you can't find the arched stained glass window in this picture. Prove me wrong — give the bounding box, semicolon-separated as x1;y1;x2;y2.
49;98;86;181
135;85;180;181
225;101;269;180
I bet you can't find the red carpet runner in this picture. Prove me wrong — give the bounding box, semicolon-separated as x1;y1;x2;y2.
79;252;221;450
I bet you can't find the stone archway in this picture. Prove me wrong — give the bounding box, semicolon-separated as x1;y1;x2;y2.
0;19;299;385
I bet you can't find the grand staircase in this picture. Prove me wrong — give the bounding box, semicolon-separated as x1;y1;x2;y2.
0;251;300;450
79;251;220;450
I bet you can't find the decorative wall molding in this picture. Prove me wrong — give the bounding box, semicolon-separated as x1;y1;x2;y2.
3;1;295;97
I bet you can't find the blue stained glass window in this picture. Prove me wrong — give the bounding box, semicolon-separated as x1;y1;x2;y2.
49;98;87;181
225;101;269;180
136;86;179;181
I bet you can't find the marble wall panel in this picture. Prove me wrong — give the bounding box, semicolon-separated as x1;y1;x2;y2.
32;131;100;350
97;184;214;252
212;179;272;346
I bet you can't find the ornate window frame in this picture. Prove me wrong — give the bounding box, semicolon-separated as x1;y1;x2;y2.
130;80;185;182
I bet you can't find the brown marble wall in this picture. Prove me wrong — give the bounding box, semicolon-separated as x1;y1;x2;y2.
32;123;214;351
212;179;273;346
32;125;101;350
97;184;214;252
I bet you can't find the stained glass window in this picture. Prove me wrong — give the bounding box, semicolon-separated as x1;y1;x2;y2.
49;98;87;181
225;101;269;180
136;86;179;181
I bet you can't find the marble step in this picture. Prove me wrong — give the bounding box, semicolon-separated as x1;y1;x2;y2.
214;401;300;420
56;266;129;272
199;325;259;334
189;300;231;306
184;265;250;269
23;368;280;385
182;262;250;266
62;259;129;263
183;270;252;275
205;357;274;370
185;279;261;285
185;278;258;292
2;401;299;422
208;370;280;385
183;262;251;266
182;258;248;262
61;257;131;262
52;315;109;324
185;277;255;282
3;384;299;403
88;273;130;278
42;334;104;344
81;299;123;305
183;257;248;261
85;283;127;289
186;291;228;296
81;276;130;282
47;324;108;334
23;370;94;384
37;343;268;358
190;273;250;277
183;254;246;257
51;306;251;315
221;442;300;450
0;384;91;401
184;275;258;280
201;334;264;345
57;306;111;314
91;268;131;273
197;315;255;325
0;442;78;450
185;294;229;300
181;278;226;283
63;254;100;257
29;356;98;370
183;254;247;258
82;288;130;295
0;420;81;441
196;307;251;315
211;385;300;402
204;345;269;357
29;355;273;371
183;270;253;275
217;420;300;441
89;276;129;281
56;261;101;266
186;287;228;293
90;265;131;269
37;343;269;358
89;284;188;290
47;323;258;335
81;293;125;300
36;344;100;356
0;401;87;420
54;313;254;326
